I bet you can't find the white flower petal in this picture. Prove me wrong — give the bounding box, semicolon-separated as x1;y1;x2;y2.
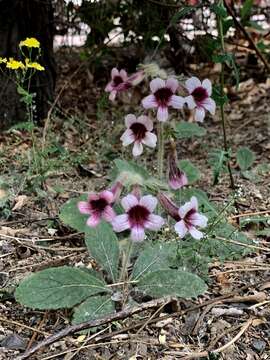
102;206;116;222
184;95;196;109
194;107;205;122
175;220;188;238
109;90;117;101
131;226;145;242
132;141;143;157
142;132;157;148
202;78;212;96
166;78;179;93
125;113;137;128
120;129;135;146
112;214;130;232
145;214;164;231
178;200;195;219
202;98;216;115
190;213;208;228
119;69;128;80
105;82;113;92
168;95;184;109
140;195;158;212
111;68;119;78
157;106;168;122
185;77;201;94
142;94;158;109
121;194;138;211
150;78;165;93
190;196;199;211
189;226;204;240
137;115;153;131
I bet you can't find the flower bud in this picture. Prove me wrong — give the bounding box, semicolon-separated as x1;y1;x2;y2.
157;192;180;221
168;148;188;190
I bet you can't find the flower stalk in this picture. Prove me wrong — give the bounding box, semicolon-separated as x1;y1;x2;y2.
157;121;164;180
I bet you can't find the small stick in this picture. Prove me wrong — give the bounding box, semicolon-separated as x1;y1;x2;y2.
0;316;49;336
229;209;270;220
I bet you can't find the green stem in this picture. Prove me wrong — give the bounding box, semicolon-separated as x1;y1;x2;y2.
120;240;133;282
217;0;235;190
157;122;164;180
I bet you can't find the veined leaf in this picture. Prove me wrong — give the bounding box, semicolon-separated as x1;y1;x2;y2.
59;195;88;232
15;266;109;310
137;270;207;298
175;122;206;139
237;147;255;171
178;160;201;184
85;222;119;282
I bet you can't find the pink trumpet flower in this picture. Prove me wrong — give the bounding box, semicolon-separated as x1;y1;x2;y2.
158;193;208;240
168;151;188;190
112;193;164;242
78;183;122;227
142;78;184;122
105;68;145;101
184;77;216;122
120;114;157;157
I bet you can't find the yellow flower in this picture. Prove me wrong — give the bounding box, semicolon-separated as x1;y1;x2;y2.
25;58;45;71
0;57;7;64
19;37;40;48
6;58;25;70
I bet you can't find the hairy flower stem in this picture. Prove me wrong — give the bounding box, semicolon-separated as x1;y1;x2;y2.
157;122;164;180
120;241;133;283
217;1;235;190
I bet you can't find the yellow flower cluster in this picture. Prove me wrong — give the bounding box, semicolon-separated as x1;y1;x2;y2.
0;57;7;64
19;37;40;48
25;58;45;71
6;58;25;70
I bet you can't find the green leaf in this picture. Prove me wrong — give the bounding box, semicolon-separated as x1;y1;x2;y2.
175;122;206;139
137;270;207;298
223;18;234;35
208;149;229;185
212;85;228;106
72;295;115;325
240;0;253;22
85;222;119;282
178;160;201;184
237;147;255;171
132;242;177;280
15;266;109;310
112;159;149;187
212;53;239;89
59;195;88;232
171;6;196;24
210;4;227;18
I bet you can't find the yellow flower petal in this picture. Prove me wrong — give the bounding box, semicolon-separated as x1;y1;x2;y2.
19;37;40;48
0;57;7;64
26;61;45;71
6;58;25;70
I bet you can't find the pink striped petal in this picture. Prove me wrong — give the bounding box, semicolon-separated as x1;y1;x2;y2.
179;201;195;219
112;214;130;232
125;113;137;128
132;141;143;157
88;194;99;202
142;132;157;148
131;226;145;242
105;82;113;92
185;77;201;94
100;190;114;203
157;106;168;122
190;213;208;227
87;214;101;227
194;107;205;122
78;201;92;215
121;129;135;146
102;206;116;222
139;195;158;212
145;214;164;231
175;220;188;238
121;194;138;211
168;95;184;109
202;79;212;96
137;115;153;131
166;78;179;93
202;98;216;115
119;69;128;80
142;94;158;109
150;78;165;93
189;226;204;240
184;95;196;109
190;196;199;211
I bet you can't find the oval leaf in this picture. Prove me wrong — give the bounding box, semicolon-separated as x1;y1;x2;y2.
72;295;115;325
15;266;109;310
175;122;206;139
179;160;201;184
59;195;88;232
237;147;255;171
137;269;207;298
85;222;119;282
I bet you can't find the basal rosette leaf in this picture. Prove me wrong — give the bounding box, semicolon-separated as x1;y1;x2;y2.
85;222;119;282
137;269;207;298
15;266;110;310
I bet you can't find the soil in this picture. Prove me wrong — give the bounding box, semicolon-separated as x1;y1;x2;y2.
0;47;270;360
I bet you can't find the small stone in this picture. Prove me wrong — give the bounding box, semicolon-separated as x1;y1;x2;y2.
0;334;28;350
251;339;266;353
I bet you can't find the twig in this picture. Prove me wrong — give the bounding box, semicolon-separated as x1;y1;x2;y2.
224;0;270;73
0;316;50;337
216;236;270;252
229;209;270;220
16;296;175;359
